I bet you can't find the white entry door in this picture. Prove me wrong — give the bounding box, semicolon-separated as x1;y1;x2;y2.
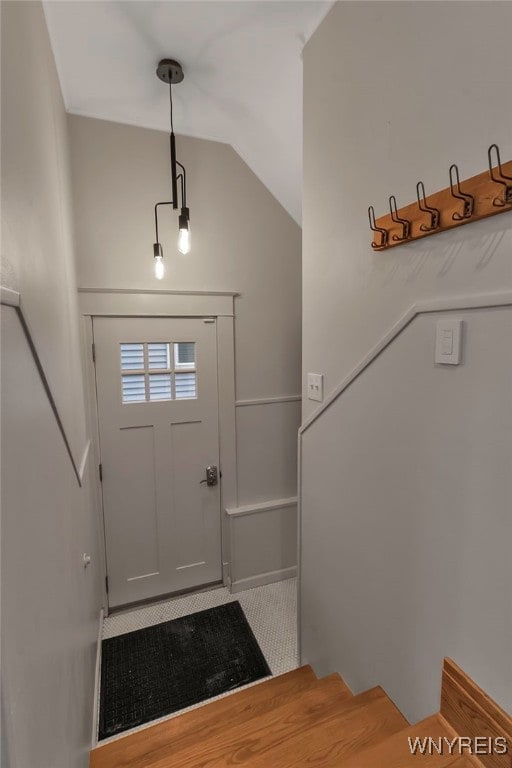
93;316;222;608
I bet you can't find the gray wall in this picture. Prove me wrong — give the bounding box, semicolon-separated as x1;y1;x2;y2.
301;306;512;721
303;1;512;419
1;3;102;766
68;115;302;588
301;0;512;721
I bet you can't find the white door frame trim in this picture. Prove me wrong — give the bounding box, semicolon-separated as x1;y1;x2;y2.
78;289;237;319
79;290;238;613
78;287;239;297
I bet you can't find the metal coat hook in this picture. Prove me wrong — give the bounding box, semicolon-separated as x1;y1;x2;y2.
389;196;410;241
368;206;388;249
449;164;474;220
488;144;512;207
416;181;440;232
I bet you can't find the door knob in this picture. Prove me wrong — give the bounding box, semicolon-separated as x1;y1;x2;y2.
200;465;218;486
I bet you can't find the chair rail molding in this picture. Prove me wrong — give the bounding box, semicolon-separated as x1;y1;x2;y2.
79;440;92;482
0;286;20;307
1;285;90;487
236;395;301;407
297;289;512;661
300;290;512;436
226;496;298;518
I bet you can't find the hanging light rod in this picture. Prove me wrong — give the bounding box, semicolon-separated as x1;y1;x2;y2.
152;58;191;280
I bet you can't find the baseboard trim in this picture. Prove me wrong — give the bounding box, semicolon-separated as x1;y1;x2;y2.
225;497;297;518
230;566;297;593
91;607;104;748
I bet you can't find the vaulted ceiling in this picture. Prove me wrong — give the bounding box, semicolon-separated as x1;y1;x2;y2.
43;1;333;223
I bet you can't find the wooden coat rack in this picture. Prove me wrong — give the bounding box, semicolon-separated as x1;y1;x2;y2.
368;144;512;251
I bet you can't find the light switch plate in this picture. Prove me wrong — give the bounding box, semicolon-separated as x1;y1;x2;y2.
435;319;463;365
307;372;324;402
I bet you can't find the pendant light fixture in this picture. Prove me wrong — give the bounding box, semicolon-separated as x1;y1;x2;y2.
152;59;191;280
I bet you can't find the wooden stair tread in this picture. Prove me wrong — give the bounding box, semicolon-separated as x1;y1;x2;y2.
147;683;405;768
223;684;409;768
90;666;318;768
133;673;356;768
89;658;506;768
333;713;473;768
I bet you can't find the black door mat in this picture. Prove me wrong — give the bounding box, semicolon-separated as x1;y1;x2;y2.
98;601;271;740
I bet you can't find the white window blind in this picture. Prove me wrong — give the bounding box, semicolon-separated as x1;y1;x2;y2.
175;372;197;399
122;375;146;403
119;342;196;404
120;343;144;371
148;343;170;370
149;374;172;401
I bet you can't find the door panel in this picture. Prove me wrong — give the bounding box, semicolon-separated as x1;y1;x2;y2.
114;424;159;580
93;316;222;608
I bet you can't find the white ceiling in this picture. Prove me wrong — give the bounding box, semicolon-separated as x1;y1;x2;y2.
43;1;333;223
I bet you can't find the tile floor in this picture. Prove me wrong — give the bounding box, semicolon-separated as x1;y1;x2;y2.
97;578;298;744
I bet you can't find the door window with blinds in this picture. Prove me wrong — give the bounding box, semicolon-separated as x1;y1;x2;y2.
120;342;196;403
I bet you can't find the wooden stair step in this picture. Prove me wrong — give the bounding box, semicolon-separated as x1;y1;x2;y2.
139;672;355;768
333;713;484;768
90;665;319;768
148;681;405;768
229;685;409;768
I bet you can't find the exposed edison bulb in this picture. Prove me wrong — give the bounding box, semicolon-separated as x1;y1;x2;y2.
178;226;191;255
178;207;191;255
154;254;165;280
